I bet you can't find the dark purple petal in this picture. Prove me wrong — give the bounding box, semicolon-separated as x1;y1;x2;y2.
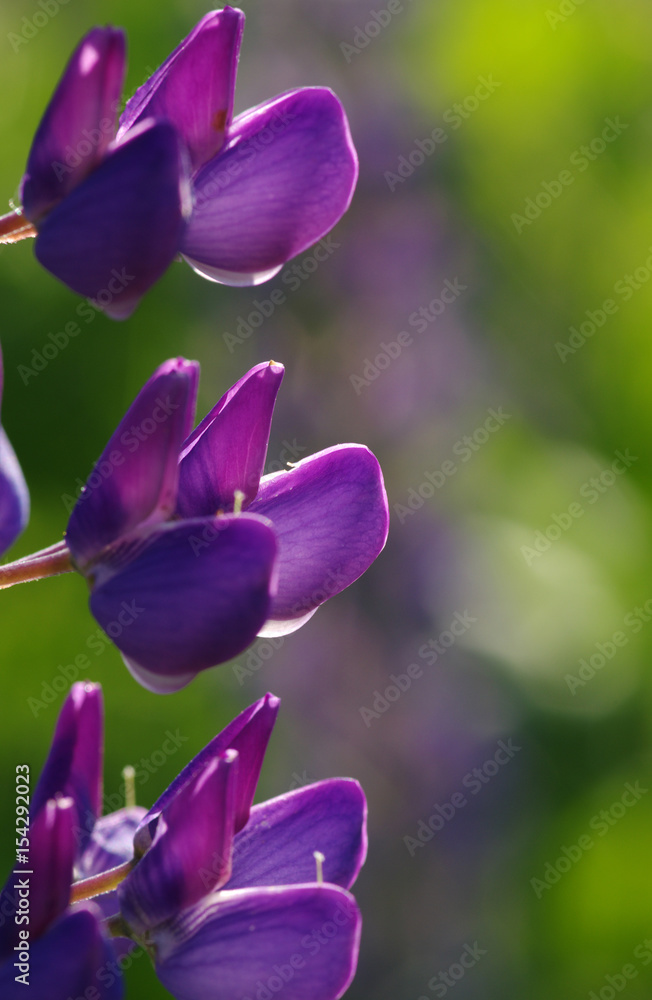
118;8;244;172
248;445;389;634
120;752;237;934
21;28;125;222
88;514;277;690
0;427;29;557
34;119;190;319
177;361;284;517
76;806;146;929
181;88;358;284
66;358;198;569
31;682;103;850
136;693;279;853
227;780;366;893
155;885;361;1000
0;906;124;1000
27;799;77;942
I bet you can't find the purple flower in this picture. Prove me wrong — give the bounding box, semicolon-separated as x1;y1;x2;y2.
0;344;29;556
3;8;358;318
62;358;388;692
91;694;365;1000
0;683;122;999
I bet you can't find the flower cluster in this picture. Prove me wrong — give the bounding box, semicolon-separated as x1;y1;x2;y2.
0;7;358;318
0;683;366;999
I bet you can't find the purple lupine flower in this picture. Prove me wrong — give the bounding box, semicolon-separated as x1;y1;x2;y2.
0;683;122;999
2;8;358;318
91;694;365;1000
0;344;29;556
63;358;388;692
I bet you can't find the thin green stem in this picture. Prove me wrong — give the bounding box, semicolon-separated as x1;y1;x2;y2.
70;858;137;904
0;542;74;590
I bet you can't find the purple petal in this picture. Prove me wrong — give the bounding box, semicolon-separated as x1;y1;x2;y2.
118;8;244;172
76;806;146;929
227;780;366;893
21;28;125;222
88;514;277;689
34;119;190;319
66;358;198;569
0;427;29;557
31;682;103;850
119;752;237;934
25;798;75;943
181;88;358;284
248;445;389;634
136;693;279;853
0;906;124;1000
177;361;284;518
155;885;361;1000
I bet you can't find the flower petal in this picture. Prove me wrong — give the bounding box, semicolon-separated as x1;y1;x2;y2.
226;780;367;893
177;361;284;517
155;885;361;1000
66;358;198;569
119;751;237;934
21;27;125;222
248;445;389;633
118;8;244;172
34;119;190;319
0;427;29;557
181;88;358;283
88;514;277;688
0;906;124;1000
136;693;279;852
76;806;147;928
31;682;103;850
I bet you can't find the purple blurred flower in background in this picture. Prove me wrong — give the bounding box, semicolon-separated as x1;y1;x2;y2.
0;683;122;999
55;357;388;692
0;344;29;556
0;7;358;318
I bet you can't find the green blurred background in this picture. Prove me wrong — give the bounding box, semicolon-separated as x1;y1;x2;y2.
2;0;652;996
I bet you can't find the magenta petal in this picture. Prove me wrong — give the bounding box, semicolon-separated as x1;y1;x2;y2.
136;693;279;853
0;427;29;558
118;8;244;172
248;445;389;634
21;27;125;222
34;120;190;319
66;358;198;568
181;88;358;283
31;682;103;850
177;361;284;517
227;780;367;893
88;515;277;687
155;885;361;1000
26;798;76;942
119;752;237;934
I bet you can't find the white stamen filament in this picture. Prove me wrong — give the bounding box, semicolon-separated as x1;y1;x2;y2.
314;850;325;885
122;765;136;808
233;489;245;515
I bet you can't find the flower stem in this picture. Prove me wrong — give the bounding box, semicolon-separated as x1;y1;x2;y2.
70;858;137;904
0;209;37;244
0;541;73;590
